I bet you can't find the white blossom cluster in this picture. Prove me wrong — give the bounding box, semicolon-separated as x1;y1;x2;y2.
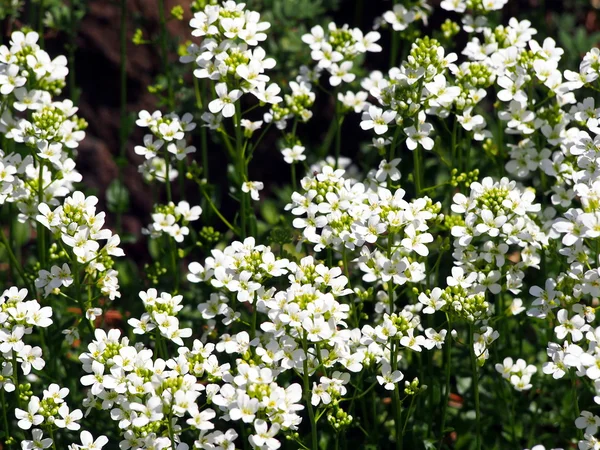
135;110;197;183
495;357;538;391
36;190;123;301
8;0;600;447
450;177;547;296
77;324;303;450
128;289;192;345
183;0;280;127
379;1;431;32
0;31;83;223
0;287;52;388
301;22;382;87
186;236;448;444
263;74;316;131
143;200;203;243
17;385;85;445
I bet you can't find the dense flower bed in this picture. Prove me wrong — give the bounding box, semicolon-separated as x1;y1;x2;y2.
2;0;600;449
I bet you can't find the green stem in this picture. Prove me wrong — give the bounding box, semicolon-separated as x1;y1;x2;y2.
116;0;128;233
37;160;46;268
157;0;174;109
291;163;297;191
194;77;210;181
168;235;179;292
250;292;258;339
38;0;44;45
199;187;239;235
164;153;172;202
234;102;248;238
387;233;395;314
438;315;452;450
394;381;403;450
469;325;481;450
12;350;21;408
402;394;416;435
302;335;318;450
414;145;423;196
0;228;30;291
334;94;344;169
390;30;400;68
1;384;11;446
342;247;358;327
74;260;94;334
50;426;57;450
167;407;176;450
571;370;581;437
68;0;76;101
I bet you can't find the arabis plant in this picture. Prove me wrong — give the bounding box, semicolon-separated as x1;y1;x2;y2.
4;1;600;450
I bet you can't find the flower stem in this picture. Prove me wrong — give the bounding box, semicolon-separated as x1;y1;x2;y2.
234;101;248;238
116;0;128;233
334;93;344;169
157;0;174;109
302;334;318;450
12;350;21;408
291;163;297;192
1;386;11;444
37;160;47;269
438;315;452;450
198;186;238;235
193;77;210;182
413;145;423;196
390;337;403;449
469;325;481;450
0;227;30;291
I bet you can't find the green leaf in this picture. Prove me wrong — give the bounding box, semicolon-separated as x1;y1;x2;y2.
106;179;130;214
260;199;280;225
12;218;30;247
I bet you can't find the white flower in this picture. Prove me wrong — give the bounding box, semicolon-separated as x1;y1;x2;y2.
376;362;404;390
383;4;416;31
54;404;83;430
555;309;586;342
242;181;264;201
360;106;397;135
281;145;306;164
76;430;109;450
405;123;434;151
228;393;258;423
576;411;600;436
400;329;427;351
400;224;433;256
21;428;53;450
249;419;281;449
418;288;444;314
0;64;26;94
208;83;242;118
15;397;43;430
375;158;401;182
329;61;355;86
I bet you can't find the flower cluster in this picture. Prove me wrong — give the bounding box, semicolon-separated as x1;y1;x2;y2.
6;0;600;448
36;191;123;301
0;287;52;388
135;110;196;183
17;384;84;446
184;0;280;126
128;289;192;345
495;357;537;391
302;22;381;87
380;1;431;32
143;201;202;243
0;31;84;224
